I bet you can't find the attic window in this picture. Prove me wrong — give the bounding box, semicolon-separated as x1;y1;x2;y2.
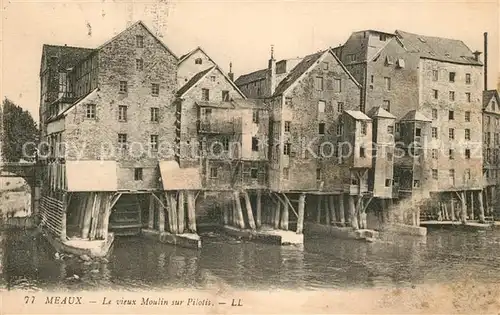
396;58;405;68
385;56;393;65
379;34;387;41
195;58;202;65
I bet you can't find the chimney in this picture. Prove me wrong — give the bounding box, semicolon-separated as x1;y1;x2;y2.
484;32;488;91
268;45;276;96
228;62;234;81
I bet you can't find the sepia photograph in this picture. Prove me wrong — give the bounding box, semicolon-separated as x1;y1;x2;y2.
0;0;499;313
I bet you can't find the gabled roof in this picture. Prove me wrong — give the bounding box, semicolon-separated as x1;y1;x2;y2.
395;30;481;66
400;110;431;122
234;68;268;86
98;20;178;60
366;106;396;119
47;88;99;123
344;110;371;121
273;49;361;96
483;90;500;110
40;44;94;75
177;66;246;99
178;46;217;66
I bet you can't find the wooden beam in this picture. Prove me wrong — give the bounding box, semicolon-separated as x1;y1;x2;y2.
256;190;262;228
274;199;281;229
234;191;245;229
296;193;305;234
178;191;185;233
148;194;155;230
280;193;298;218
362;195;374;212
244;191;256;230
187;190;197;232
316;196;322;224
151;192;166;209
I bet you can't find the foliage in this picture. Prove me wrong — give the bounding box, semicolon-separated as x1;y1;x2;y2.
2;98;39;162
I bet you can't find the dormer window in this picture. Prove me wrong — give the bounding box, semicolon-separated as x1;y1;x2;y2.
195;58;202;65
136;35;144;48
379;34;387;41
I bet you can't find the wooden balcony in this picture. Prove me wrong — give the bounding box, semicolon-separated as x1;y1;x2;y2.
197;118;242;134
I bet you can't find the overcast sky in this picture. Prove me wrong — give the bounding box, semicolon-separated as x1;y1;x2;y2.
1;0;499;121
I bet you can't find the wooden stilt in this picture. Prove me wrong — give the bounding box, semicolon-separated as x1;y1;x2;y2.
338;194;345;225
416;204;420;226
158;195;165;233
101;194;113;241
187;190;196;232
437;202;443;221
443;202;449;221
450;198;456;222
479;190;485;222
274;199;281;229
170;192;178;234
324;197;330;225
460;191;467;224
244;191;256;230
81;192;95;239
148;194;155;229
297;193;305;234
177;191;185;233
470;191;475;220
316;196;322;224
329;195;337;224
223;202;229;226
256;191;262;228
349;195;358;229
89;192;102;240
234;191;245;229
281;197;289;230
61;192;68;241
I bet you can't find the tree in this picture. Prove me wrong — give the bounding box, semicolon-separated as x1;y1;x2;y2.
2;98;39;162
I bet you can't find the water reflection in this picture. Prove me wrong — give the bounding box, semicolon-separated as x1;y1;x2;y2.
3;228;500;291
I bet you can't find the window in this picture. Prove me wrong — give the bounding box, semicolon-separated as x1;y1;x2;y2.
151;83;160;96
465;111;471;122
209;167;218;178
449;110;454;120
285;97;292;105
150;107;159;122
487;116;491;125
432;127;438;138
449;128;455;140
136;59;143;71
360;147;366;158
493;101;497;111
86;104;96;119
466;92;471;103
222;137;229;151
464;129;471;140
337;102;344;112
195;58;202;65
250;168;258;179
336;124;343;135
322;61;329;70
449;169;455;180
348;54;356;62
433;89;438;99
395;123;400;133
134;168;143;181
210;75;216;82
252;109;259;123
432;149;438;159
202;88;209;101
465;73;471;84
284;121;291;132
383;100;390;112
118;105;127;121
315;77;324;91
449;149;454;160
385;179;392;187
432;169;438;180
465;169;471;180
465;149;471;159
136;35;144;48
415;128;421;137
119;81;128;93
118;133;127;149
449;72;455;82
222;90;230;101
318;100;326;113
387;125;394;134
449;91;455;101
384;77;391;90
284;142;291;155
361;122;367;135
379;34;387;41
252;137;259;151
150;135;158;151
413;180;420;188
319;123;325;135
334;79;341;92
370;75;374;83
432;70;438;81
316;168;322;180
283;167;289;180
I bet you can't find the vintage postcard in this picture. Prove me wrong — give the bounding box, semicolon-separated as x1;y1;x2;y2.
1;0;499;313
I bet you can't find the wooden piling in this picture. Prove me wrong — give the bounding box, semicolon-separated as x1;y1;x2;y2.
101;194;112;241
316;196;322;224
256;191;262;228
478;190;485;222
187;191;196;232
348;195;358;229
234;191;246;229
329;195;337;224
148;194;155;229
170;192;178;234
244;191;256;230
61;192;67;241
81;192;95;239
158;195;165;233
89;192;102;241
470;191;475;220
274;199;281;229
177;191;185;233
297;194;305;234
324;197;330;225
450;198;456;222
223;202;229;226
338;194;345;225
460;191;467;224
280;197;289;230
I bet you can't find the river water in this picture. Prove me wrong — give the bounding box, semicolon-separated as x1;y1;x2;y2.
1;227;500;291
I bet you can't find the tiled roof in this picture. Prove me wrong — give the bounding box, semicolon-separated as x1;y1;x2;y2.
176;67;214;97
41;44;94;73
273;50;325;96
400;110;431;122
395;30;482;66
483;90;500;110
366;106;396;119
344;110;372;121
234;69;268;86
